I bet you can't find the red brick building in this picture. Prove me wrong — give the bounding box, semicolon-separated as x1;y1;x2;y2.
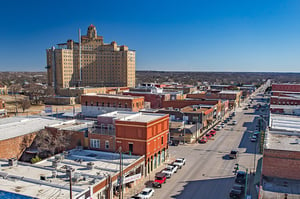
115;112;169;174
81;94;144;117
272;83;300;92
262;115;300;180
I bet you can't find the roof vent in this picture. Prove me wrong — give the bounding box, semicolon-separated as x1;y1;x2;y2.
8;158;17;167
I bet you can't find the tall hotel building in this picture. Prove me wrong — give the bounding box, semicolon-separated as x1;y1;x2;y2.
46;25;135;89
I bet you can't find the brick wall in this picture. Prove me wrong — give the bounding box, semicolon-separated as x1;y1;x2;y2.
88;133;115;152
272;84;300;92
0;133;37;159
262;149;300;180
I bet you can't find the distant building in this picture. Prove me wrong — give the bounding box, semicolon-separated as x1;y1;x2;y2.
46;25;135;90
81;94;144;117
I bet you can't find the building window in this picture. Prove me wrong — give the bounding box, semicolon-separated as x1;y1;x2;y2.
85;101;88;106
118;103;122;108
129;143;133;154
96;102;99;106
125;103;128;108
102;102;104;106
161;136;164;145
90;139;100;148
105;141;109;149
107;102;110;107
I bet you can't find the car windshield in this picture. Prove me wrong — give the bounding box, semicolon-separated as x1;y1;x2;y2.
156;177;162;180
141;191;150;195
231;151;237;154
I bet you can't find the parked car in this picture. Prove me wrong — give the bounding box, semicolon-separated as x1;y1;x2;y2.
243;107;248;110
170;140;179;146
205;133;212;139
253;131;260;137
137;188;154;199
231;112;236;116
232;183;245;191
152;173;166;188
172;158;185;169
229;188;243;199
223;119;228;124
209;130;216;136
199;137;208;144
231;120;237;125
214;125;222;131
235;171;247;184
162;165;177;178
250;135;257;142
229;150;238;159
220;123;225;128
130;194;142;199
167;164;178;173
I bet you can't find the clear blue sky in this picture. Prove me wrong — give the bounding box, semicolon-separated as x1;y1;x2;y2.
0;0;300;72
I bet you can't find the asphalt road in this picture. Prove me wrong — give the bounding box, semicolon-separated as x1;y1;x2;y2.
152;97;264;199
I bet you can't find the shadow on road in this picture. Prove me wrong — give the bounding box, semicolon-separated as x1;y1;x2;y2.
170;176;235;199
238;118;260;154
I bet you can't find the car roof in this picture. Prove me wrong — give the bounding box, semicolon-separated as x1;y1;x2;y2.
142;188;153;192
237;171;246;175
156;173;166;178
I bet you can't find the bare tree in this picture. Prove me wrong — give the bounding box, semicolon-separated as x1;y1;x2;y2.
34;129;73;158
20;98;31;112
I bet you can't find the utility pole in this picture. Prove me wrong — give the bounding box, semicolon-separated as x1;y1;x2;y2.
244;168;248;199
119;146;123;199
66;167;73;199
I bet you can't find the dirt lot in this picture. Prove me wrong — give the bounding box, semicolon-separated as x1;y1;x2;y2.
1;95;80;117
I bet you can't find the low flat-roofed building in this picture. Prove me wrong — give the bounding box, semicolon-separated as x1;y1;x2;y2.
0;149;144;199
0;116;95;159
260;114;300;198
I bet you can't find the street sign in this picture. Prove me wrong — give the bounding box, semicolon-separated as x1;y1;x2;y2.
123;173;141;184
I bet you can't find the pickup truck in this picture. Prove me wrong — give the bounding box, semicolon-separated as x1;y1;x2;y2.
162;165;177;178
172;158;186;169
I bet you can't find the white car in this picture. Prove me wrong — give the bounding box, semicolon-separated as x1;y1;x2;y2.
168;164;178;173
172;158;186;169
162;165;177;178
137;188;154;199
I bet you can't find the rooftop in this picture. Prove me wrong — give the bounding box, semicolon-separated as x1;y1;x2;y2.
219;90;241;94
119;112;167;123
82;94;143;100
0;116;64;141
0;149;142;199
265;131;300;151
270;114;300;132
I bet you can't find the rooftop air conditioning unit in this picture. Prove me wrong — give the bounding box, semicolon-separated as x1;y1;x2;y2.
175;108;179;111
52;170;57;178
87;162;94;170
52;160;60;168
8;158;17;167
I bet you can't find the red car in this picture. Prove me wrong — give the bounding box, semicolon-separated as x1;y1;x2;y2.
199;137;208;143
206;133;212;139
153;173;167;188
209;130;216;136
